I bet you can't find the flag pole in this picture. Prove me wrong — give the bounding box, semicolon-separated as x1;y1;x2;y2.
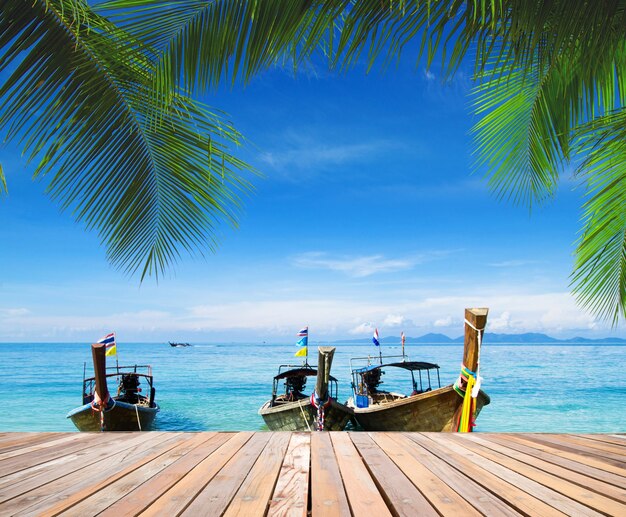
115;332;119;373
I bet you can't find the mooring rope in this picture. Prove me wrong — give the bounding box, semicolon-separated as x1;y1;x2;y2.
91;392;116;431
299;399;312;432
135;404;142;431
310;392;332;431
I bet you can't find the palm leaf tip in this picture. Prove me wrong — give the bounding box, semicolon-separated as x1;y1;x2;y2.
0;163;7;195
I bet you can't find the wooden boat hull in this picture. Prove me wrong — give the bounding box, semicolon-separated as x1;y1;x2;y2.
66;400;159;432
350;385;490;432
259;398;353;431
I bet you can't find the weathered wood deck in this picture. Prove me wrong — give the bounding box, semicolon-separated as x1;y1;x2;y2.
0;432;624;516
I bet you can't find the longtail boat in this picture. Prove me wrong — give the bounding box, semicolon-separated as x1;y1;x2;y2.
67;343;159;431
346;308;490;432
259;346;354;431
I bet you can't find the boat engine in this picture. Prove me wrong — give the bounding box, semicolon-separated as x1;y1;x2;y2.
285;375;307;400
118;373;141;404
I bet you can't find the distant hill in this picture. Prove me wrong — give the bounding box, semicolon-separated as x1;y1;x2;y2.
334;332;626;344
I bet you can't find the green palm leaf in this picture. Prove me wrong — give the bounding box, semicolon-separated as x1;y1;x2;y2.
96;0;347;96
573;110;626;324
471;58;566;207
1;0;255;279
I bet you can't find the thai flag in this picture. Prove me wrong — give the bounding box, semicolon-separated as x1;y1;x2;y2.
297;327;308;337
97;332;115;346
97;332;117;356
372;328;380;347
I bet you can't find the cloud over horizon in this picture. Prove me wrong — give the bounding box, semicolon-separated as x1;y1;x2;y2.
0;289;610;342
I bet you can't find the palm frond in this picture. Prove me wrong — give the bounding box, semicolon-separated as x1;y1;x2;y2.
96;0;347;96
471;57;567;207
1;0;255;279
572;110;626;324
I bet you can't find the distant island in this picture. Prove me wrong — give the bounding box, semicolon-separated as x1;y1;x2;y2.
333;332;626;345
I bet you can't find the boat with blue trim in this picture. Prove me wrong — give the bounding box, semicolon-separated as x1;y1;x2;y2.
346;308;490;432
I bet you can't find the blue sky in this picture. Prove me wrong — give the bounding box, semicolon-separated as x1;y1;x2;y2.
1;54;618;343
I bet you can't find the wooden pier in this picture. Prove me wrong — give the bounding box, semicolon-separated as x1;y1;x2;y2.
0;432;624;516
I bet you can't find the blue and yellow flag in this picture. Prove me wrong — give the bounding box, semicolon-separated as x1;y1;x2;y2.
295;346;307;357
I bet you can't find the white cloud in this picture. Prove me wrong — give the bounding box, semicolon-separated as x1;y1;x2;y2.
489;260;541;268
292;252;416;277
0;308;31;317
0;283;615;341
259;136;404;174
349;322;376;335
383;314;407;327
424;70;436;81
433;316;453;327
488;311;512;330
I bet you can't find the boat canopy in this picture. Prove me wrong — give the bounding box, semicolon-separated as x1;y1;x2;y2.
353;361;439;374
274;367;338;382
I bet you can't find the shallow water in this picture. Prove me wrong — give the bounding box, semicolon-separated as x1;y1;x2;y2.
0;342;624;432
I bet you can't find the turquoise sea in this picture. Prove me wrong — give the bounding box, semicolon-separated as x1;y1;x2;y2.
0;342;624;433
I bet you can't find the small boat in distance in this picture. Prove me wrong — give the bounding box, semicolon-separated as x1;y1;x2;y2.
259;346;354;431
346;308;490;432
67;343;159;431
169;341;192;347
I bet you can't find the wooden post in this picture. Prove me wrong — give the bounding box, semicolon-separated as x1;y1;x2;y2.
463;308;489;373
91;343;109;404
451;308;488;432
315;346;335;400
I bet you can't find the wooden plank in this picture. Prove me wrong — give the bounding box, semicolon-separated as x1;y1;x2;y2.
393;433;522;516
180;432;272;516
0;433;62;453
579;434;626;447
434;435;600;517
0;433;101;475
223;432;291;516
523;434;626;466
372;433;481;517
349;432;439;517
548;434;626;457
513;434;626;476
0;433;103;462
56;433;216;516
267;433;310;517
310;432;350;517
455;434;626;515
330;432;392;517
0;433;108;464
93;433;232;517
410;433;568;517
5;433;186;517
139;432;253;517
483;434;626;490
0;432;164;504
